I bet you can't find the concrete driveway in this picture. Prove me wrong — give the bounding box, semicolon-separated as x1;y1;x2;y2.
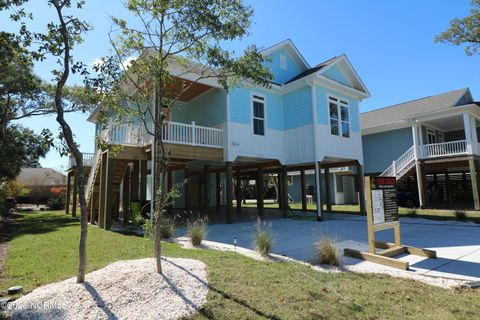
192;213;480;281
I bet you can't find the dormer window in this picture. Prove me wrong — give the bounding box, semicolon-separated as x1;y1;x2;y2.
329;96;350;138
252;94;265;136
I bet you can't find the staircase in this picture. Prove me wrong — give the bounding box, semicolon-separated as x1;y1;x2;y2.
85;151;130;224
380;146;415;181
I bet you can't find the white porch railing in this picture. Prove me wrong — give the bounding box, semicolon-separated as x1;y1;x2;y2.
104;121;223;148
68;152;95;168
380;146;415;178
421;140;467;159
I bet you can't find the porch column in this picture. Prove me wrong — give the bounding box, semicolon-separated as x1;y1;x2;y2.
131;161;140;202
65;172;71;214
167;169;173;215
216;172;221;211
416;160;427;208
236;170;242;213
98;153;108;229
204;165;210;210
72;174;77;217
104;157;113;230
355;163;366;215
325;166;332;212
314;161;324;221
471;116;479;154
139;160;147;202
184;167;190;209
226;161;233;223
464;112;474;154
256;167;264;219
122;166;131;223
469;159;480;210
445;172;453;207
412;124;426;208
281;165;289;218
300;169;307;211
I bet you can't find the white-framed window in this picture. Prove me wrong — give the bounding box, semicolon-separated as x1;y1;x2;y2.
328;96;350;138
252;94;265;136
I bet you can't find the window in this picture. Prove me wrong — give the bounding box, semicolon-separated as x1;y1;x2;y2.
329;96;350;137
252;94;265;136
427;128;436;144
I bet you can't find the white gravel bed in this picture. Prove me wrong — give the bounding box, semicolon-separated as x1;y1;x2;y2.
7;257;208;320
177;237;465;289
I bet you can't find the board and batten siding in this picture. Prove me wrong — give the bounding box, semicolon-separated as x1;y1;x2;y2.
362;128;413;174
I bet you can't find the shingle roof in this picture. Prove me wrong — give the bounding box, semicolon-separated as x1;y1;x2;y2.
16;168;67;187
360;88;470;130
285;56;339;84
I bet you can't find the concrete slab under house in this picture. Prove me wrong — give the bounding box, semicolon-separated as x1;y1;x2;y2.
65;39;371;228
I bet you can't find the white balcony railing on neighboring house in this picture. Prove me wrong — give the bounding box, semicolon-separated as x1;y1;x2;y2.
68;152;95;168
421;140;467;159
104;121;223;148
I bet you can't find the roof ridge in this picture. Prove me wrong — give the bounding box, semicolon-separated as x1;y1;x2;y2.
361;88;468;115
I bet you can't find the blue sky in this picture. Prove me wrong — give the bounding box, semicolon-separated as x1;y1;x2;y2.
4;0;479;172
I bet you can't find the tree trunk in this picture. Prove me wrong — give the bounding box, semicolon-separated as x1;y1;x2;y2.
52;1;88;284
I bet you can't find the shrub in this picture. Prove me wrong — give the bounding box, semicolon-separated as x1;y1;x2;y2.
253;220;274;256
159;218;176;239
47;196;65;210
315;236;341;266
187;216;208;246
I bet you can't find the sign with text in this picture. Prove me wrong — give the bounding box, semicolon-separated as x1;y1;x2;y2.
370;177;399;225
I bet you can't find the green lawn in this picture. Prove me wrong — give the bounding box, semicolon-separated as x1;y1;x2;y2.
1;211;479;319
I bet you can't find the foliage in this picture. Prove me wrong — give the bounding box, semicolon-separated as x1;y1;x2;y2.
435;0;480;55
253;219;274;256
47;196;65;210
187;216;208;246
315;236;341;266
5;180;30;199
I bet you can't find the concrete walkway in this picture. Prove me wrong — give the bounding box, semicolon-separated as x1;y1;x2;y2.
190;213;480;281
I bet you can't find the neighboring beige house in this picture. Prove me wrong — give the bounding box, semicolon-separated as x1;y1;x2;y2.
16;168;67;202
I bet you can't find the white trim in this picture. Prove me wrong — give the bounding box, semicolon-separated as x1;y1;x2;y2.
261;39;310;69
316;75;370;99
250;92;267;136
318;55;370;97
327;94;351;139
426;127;436;144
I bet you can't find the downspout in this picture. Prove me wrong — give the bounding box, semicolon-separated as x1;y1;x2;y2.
306;78;323;220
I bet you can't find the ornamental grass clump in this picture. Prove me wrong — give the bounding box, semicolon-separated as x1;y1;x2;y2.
253;220;275;257
315;236;341;266
159;218;177;239
187;216;208;246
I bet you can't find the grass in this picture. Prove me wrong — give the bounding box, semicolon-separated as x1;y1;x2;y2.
187;216;208;246
1;211;480;319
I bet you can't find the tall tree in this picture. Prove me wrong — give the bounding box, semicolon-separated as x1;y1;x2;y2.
435;0;480;56
93;0;272;273
2;0;94;283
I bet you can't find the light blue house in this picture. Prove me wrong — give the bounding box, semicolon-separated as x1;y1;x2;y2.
361;88;480;210
67;39;370;228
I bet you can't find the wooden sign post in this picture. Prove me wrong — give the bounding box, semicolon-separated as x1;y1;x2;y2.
344;176;437;270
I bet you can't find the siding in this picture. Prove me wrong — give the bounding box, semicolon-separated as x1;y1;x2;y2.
323;64;352;87
264;47;304;84
171;88;226;127
283;86;312;129
362;128;413;174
